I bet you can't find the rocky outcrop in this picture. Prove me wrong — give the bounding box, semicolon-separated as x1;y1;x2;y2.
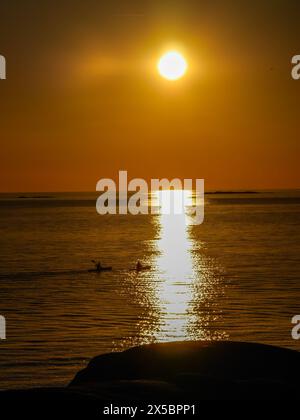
69;340;300;399
1;340;299;415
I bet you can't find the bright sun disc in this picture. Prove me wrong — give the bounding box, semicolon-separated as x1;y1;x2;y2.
158;51;187;80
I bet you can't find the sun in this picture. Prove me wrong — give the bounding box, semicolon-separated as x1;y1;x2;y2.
157;51;187;81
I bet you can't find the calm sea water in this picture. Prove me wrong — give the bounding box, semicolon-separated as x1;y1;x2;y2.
0;191;299;389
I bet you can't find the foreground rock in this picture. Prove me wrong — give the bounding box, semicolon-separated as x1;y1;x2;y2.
1;340;300;413
70;340;300;389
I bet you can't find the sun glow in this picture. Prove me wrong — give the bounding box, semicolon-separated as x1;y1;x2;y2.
157;51;187;80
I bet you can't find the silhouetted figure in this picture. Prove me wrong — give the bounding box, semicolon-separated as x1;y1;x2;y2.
91;260;102;272
136;261;150;271
90;260;112;272
136;260;142;271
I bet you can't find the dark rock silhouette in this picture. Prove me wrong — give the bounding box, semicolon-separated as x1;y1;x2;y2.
1;341;300;415
70;340;300;388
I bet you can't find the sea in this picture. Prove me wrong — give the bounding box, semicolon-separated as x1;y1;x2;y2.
0;190;299;389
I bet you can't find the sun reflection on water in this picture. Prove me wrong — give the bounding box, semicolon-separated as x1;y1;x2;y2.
117;189;227;350
152;190;199;341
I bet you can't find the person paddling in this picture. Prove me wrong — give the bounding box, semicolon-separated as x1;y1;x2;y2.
91;260;102;272
136;260;142;271
136;260;150;271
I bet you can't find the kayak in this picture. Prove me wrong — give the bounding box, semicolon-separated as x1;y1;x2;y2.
88;267;112;272
136;265;151;271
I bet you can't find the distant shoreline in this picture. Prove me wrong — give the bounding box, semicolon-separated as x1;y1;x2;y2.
1;188;300;197
205;191;259;194
16;191;259;199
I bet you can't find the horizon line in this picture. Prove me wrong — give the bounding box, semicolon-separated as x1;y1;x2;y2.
0;187;300;194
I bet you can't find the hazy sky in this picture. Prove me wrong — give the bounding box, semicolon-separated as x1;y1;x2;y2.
0;0;299;191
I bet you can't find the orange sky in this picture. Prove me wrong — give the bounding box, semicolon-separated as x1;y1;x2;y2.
0;1;299;192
